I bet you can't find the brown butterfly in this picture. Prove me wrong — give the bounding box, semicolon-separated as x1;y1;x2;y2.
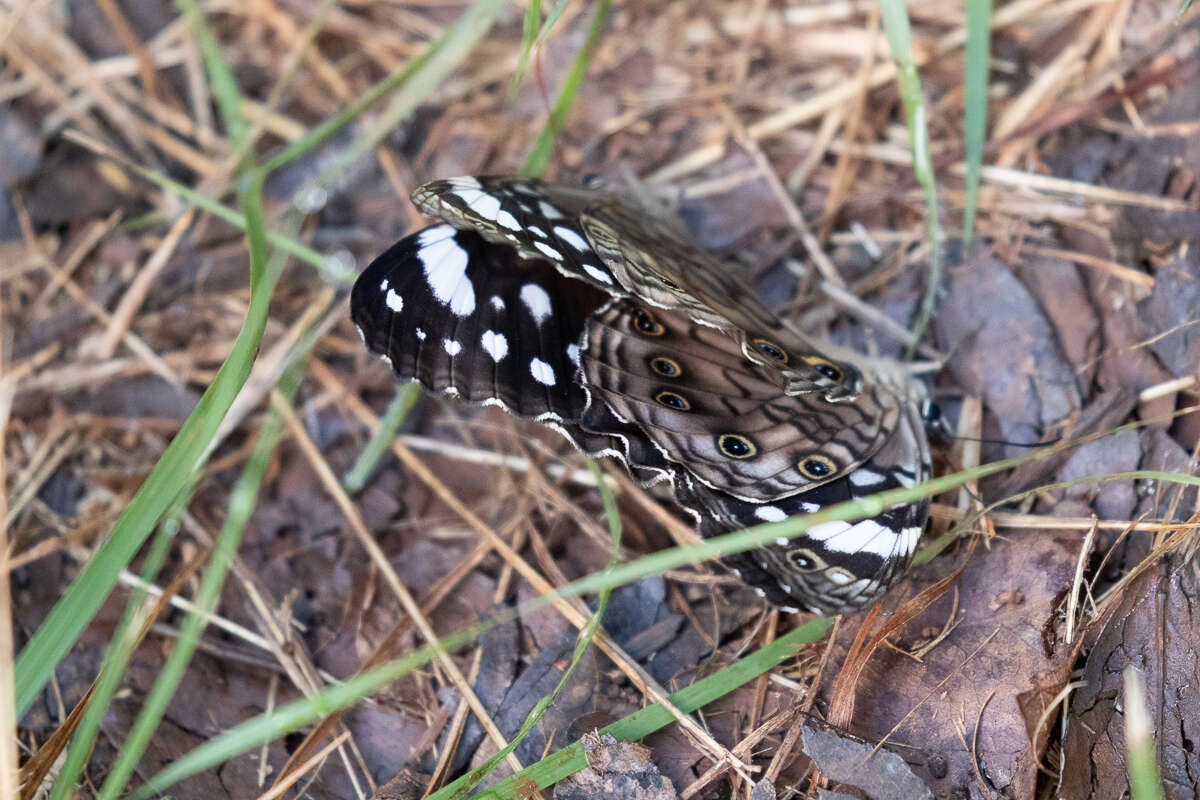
351;176;930;613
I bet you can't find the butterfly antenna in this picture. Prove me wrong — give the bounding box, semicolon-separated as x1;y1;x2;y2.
921;400;1060;447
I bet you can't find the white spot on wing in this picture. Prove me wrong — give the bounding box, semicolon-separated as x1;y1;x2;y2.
534;241;563;260
496;209;521;230
385;289;403;312
481;330;508;362
900;526;923;553
379;278;389;291
849;468;886;488
442;339;462;356
554;226;589;251
526;225;547;238
755;506;787;523
583;263;613;284
538;200;565;219
520;284;553;325
419;228;474;316
455;188;501;221
529;358;556;385
806;519;900;557
826;571;854;586
567;343;581;366
490;295;505;311
800;502;820;513
415;328;426;341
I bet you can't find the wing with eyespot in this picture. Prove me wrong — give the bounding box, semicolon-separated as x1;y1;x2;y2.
677;397;930;614
579;300;901;503
578;199;864;399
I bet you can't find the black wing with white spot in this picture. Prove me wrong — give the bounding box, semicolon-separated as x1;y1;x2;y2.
672;396;930;615
412;176;624;295
351;224;608;422
678;468;928;615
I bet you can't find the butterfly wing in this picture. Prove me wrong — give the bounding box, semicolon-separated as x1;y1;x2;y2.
353;177;934;615
351;224;608;421
412;176;862;399
674;398;931;614
579;300;901;502
579;199;864;399
411;177;625;295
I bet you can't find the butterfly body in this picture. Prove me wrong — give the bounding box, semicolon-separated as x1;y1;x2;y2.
352;175;931;614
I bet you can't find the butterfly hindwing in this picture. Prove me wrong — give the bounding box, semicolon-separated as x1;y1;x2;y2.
580;300;900;503
674;401;930;615
351;224;607;421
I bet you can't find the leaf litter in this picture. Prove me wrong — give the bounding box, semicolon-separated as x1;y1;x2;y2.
5;1;1200;797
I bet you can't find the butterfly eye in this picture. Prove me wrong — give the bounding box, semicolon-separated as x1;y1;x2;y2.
634;310;665;336
801;356;843;383
786;548;823;572
753;338;789;363
717;434;758;459
649;356;681;377
798;455;836;479
655;391;691;410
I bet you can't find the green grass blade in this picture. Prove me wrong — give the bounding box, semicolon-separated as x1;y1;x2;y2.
14;188;282;720
117;424;1200;797
97;252;307;797
521;0;611;177
509;0;573;98
173;0;248;147
47;494;189;799
508;0;543;100
128;607;828;800
307;0;507;188
1123;666;1164;800
963;0;992;244
471;616;832;799
343;382;422;493
125;617;496;799
115;160;353;283
877;0;941;357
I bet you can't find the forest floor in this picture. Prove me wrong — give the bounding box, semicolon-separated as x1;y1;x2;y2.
6;1;1200;798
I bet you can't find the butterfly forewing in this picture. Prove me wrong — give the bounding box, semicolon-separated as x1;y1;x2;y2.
411;177;624;295
351;224;607;421
412;176;863;400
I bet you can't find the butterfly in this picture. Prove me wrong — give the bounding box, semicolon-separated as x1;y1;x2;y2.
351;176;931;614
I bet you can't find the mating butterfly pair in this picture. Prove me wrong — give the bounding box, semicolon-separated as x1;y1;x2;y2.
351;176;930;614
